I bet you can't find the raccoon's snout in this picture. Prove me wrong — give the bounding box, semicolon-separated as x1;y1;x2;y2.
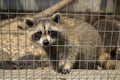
43;40;49;46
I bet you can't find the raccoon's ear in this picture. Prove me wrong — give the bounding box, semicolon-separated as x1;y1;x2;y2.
18;18;35;30
24;18;35;27
51;13;61;23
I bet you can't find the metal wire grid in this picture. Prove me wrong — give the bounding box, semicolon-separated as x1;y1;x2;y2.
0;0;120;80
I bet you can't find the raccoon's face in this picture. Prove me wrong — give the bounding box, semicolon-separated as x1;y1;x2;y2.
32;29;58;46
31;21;59;46
20;13;62;46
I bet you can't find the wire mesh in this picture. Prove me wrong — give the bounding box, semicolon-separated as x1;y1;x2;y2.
0;0;120;80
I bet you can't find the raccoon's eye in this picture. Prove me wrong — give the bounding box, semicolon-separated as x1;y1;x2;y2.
48;30;58;38
32;31;42;41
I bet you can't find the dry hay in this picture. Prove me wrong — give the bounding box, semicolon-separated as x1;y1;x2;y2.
0;17;48;69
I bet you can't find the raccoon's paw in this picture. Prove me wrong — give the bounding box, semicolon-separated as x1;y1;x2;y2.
104;60;116;69
97;60;116;70
58;62;71;74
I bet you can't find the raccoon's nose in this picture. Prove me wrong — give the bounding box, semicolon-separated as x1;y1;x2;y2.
43;40;49;45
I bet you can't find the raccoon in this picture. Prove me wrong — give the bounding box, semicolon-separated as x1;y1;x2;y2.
93;19;120;60
21;13;116;74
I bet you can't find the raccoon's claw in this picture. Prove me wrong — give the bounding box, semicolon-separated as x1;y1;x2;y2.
62;69;70;74
58;67;71;74
58;65;71;74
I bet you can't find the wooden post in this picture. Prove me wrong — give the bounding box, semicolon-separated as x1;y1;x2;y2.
32;0;74;19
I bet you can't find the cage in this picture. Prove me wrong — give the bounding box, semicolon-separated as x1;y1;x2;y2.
0;0;120;80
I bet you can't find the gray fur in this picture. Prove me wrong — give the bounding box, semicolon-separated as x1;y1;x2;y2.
93;19;120;60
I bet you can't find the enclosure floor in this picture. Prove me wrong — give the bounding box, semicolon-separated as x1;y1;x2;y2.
0;68;120;80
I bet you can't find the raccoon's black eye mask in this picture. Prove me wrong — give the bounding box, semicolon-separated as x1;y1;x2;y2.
32;30;58;41
32;31;42;41
48;30;58;38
